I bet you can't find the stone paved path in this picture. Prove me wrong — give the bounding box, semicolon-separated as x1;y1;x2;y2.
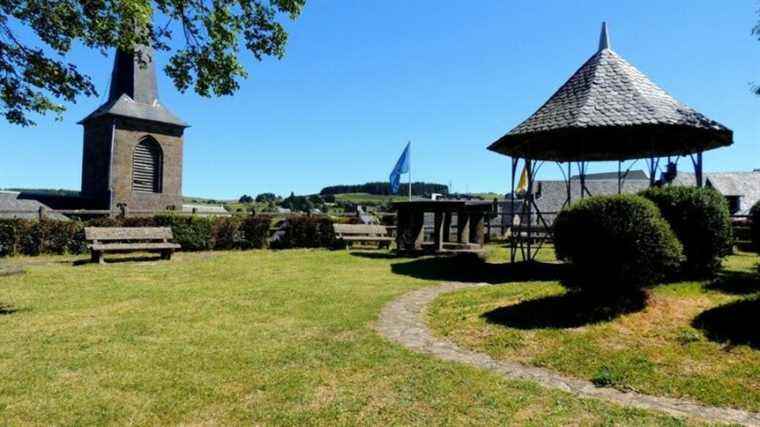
375;282;760;426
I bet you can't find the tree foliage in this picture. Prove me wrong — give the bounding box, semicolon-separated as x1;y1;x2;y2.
0;0;305;125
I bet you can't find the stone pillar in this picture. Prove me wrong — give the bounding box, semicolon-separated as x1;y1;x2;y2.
396;207;411;252
469;212;485;245
412;210;425;251
457;211;470;243
442;212;452;243
433;211;444;252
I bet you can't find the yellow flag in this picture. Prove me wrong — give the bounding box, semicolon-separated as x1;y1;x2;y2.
516;166;529;192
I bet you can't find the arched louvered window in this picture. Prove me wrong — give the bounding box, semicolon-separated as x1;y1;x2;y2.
132;137;163;193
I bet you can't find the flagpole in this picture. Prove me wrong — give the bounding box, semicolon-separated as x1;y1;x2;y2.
408;141;412;201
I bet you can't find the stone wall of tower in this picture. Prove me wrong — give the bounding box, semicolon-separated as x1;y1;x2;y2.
110;118;184;212
81;116;184;212
81;119;114;209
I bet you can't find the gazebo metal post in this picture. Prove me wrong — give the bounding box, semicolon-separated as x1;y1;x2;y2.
566;162;572;206
618;161;622;194
509;157;519;263
527;161;553;260
577;161;590;198
690;151;704;187
556;161;572;209
647;157;661;187
525;158;534;261
617;159;640;194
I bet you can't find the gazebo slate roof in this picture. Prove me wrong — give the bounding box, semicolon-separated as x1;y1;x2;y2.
488;23;732;162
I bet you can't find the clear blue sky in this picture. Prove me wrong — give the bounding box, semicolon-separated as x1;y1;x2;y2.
2;0;759;199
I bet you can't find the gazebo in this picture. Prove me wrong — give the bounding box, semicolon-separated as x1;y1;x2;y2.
487;23;733;262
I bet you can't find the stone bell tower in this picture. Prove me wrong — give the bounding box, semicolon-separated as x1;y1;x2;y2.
79;46;188;212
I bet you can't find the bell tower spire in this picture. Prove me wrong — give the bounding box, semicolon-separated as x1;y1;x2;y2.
598;21;611;51
108;46;159;105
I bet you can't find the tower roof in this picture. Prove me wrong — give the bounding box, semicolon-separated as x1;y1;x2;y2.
487;23;732;161
80;46;187;127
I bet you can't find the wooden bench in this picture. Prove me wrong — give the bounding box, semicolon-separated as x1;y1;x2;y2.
509;225;553;244
85;227;181;264
333;224;394;249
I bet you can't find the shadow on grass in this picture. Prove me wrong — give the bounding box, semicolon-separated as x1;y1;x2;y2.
351;252;569;284
0;303;18;315
73;255;164;266
483;290;648;329
693;297;759;349
706;270;760;295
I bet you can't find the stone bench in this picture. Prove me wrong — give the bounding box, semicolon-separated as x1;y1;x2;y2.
85;227;181;264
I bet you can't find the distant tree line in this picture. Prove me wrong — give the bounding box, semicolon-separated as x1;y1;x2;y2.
320;182;448;196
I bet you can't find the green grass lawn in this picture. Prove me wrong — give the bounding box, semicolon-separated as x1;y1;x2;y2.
0;249;692;425
429;249;760;413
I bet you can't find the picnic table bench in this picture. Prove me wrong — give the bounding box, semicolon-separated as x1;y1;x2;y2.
85;227;181;264
333;224;393;249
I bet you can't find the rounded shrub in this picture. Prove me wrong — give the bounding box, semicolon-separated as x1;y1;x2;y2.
553;194;683;294
750;201;760;253
640;186;733;278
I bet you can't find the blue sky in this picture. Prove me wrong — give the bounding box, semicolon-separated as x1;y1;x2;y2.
2;0;759;198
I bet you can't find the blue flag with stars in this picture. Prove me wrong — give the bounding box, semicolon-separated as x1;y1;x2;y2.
389;142;410;194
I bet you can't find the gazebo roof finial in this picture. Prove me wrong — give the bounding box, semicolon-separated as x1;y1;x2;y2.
599;21;611;51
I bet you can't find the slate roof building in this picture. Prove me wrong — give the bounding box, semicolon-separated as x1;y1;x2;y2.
79;45;188;212
0;192;69;221
669;171;760;215
499;171;651;227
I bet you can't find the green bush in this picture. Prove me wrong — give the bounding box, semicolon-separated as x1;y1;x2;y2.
553;194;683;294
154;215;214;252
272;215;335;249
240;215;271;249
640;186;733;278
750;201;760;253
0;219;87;256
211;217;244;250
37;220;86;255
0;219;22;257
0;214;276;257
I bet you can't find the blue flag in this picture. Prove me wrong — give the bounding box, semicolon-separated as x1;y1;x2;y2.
389;142;410;194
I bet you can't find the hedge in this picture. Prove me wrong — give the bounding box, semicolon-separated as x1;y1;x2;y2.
553;194;683;295
271;215;336;249
0;214;276;257
640;186;733;278
751;201;760;254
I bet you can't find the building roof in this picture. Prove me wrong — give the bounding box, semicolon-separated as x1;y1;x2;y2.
488;23;732;161
571;170;649;181
0;192;69;220
670;171;760;215
80;46;187;127
534;179;650;216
